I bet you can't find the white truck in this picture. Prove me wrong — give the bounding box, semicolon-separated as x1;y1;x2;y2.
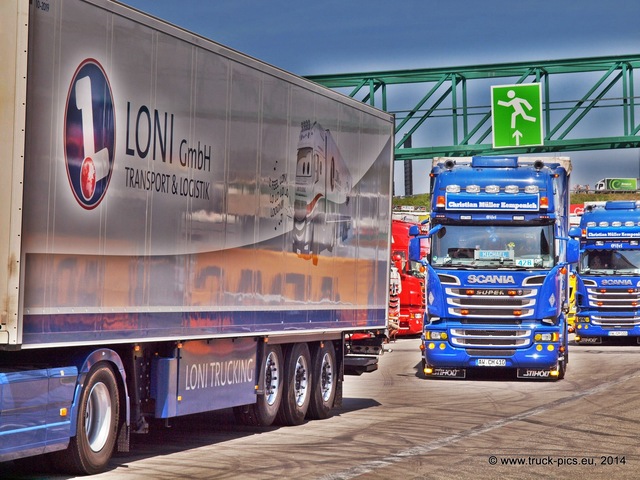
594;178;639;191
0;0;394;473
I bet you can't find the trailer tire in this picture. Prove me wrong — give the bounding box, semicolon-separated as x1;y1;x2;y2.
234;344;284;426
307;341;337;420
53;363;119;474
277;343;311;426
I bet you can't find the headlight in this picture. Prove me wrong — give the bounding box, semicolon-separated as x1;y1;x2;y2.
534;332;558;342
426;331;448;340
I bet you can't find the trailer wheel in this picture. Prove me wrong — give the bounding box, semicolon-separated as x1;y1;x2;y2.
307;341;337;420
277;343;311;425
234;344;283;426
54;363;119;474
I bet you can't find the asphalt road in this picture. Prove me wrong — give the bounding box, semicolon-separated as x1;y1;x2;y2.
3;336;640;479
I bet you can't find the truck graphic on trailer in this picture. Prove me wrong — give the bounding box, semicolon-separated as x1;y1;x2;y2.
293;120;352;263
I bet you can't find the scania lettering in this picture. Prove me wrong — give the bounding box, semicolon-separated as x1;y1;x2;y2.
570;201;640;344
602;279;633;286
468;275;516;284
410;156;579;380
0;0;394;473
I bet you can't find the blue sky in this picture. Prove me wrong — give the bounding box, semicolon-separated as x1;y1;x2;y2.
120;0;640;194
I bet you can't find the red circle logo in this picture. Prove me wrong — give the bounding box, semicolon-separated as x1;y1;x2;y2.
80;156;97;200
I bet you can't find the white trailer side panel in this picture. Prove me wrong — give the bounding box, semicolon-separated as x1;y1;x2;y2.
7;0;393;348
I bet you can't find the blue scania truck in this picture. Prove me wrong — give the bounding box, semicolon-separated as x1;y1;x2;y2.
571;201;640;344
412;156;579;380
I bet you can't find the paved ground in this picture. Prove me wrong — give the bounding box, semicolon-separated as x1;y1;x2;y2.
3;336;640;479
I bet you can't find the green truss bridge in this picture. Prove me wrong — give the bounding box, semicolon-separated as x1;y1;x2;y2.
307;54;640;163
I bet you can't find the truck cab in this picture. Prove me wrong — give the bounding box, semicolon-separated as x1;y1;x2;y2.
572;201;640;344
391;216;429;336
414;156;579;380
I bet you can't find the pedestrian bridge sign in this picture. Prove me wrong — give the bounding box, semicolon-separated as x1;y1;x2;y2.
491;83;543;148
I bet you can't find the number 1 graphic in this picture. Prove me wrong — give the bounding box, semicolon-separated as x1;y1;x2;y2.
75;76;110;201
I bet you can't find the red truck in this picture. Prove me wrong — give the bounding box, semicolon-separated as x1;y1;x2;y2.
391;215;429;336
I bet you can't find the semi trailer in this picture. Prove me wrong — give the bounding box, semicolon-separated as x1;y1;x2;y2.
0;0;394;473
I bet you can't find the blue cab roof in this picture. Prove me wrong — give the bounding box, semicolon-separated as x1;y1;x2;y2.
430;156;570;217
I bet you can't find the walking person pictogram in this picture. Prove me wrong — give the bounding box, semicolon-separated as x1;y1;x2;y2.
498;89;537;129
491;82;543;148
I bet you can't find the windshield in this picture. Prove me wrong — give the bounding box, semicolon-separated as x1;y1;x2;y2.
296;147;313;177
578;249;640;275
430;224;554;269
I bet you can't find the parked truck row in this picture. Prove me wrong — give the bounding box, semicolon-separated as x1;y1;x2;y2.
0;0;394;473
4;1;638;474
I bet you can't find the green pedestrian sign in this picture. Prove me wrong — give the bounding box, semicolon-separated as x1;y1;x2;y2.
491;83;543;148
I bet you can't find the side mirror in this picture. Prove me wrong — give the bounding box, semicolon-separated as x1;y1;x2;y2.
428;224;443;237
566;238;580;264
409;237;422;263
568;226;581;238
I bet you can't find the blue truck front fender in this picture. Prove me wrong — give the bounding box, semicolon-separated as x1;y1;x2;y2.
69;348;130;437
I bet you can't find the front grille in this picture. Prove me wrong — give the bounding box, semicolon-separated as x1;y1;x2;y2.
587;287;640;309
450;297;534;307
450;328;531;347
466;349;516;357
446;287;536;319
460;318;523;325
591;315;640;327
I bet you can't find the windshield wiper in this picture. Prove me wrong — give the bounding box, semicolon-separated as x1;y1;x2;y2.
584;268;609;275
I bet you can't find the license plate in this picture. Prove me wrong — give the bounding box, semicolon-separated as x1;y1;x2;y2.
609;331;628;336
477;358;506;367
